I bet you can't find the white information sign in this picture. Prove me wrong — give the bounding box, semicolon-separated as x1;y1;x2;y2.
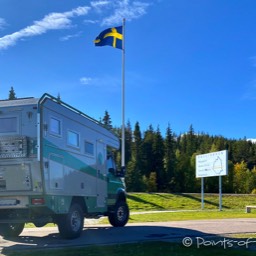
196;150;228;178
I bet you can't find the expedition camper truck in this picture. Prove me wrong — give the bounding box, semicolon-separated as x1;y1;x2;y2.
0;93;129;239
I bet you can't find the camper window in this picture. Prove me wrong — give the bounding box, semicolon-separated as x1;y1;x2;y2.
0;117;17;133
67;130;80;148
50;117;61;136
84;141;94;156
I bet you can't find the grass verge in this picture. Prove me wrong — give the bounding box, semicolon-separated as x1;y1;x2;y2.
127;193;256;212
95;209;256;225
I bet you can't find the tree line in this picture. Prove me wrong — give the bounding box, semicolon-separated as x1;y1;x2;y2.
101;111;256;194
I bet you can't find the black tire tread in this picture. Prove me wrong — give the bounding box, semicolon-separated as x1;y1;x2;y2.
57;203;84;239
108;201;129;227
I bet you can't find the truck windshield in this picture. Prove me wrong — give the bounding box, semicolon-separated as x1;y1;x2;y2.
107;155;116;170
0;117;17;133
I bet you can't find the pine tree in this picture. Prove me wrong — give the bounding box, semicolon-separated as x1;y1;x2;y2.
222;160;234;193
57;93;61;101
176;125;198;192
141;125;155;177
186;124;197;156
102;110;112;129
146;172;157;192
232;139;251;164
152;126;165;191
132;122;142;166
126;159;144;192
125;120;133;165
8;86;17;100
164;125;177;192
125;122;144;192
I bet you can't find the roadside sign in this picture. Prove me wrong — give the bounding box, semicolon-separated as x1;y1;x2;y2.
196;150;228;178
196;150;228;211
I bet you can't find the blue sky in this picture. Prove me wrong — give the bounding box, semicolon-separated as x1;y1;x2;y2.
0;0;256;140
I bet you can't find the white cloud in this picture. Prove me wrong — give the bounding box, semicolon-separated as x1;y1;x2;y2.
0;1;151;50
80;77;93;85
83;19;98;24
101;0;150;26
0;6;90;50
91;1;110;9
90;0;150;26
80;75;120;91
60;31;82;41
0;18;7;30
247;138;256;144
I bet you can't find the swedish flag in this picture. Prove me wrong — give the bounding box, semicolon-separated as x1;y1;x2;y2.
94;26;123;50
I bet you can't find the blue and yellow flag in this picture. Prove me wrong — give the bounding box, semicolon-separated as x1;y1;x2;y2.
94;26;123;49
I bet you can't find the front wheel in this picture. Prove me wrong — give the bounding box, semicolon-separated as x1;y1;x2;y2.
57;203;84;239
0;223;25;238
108;201;129;227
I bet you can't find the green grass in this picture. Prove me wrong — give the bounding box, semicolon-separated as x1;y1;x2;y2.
5;241;256;256
95;209;256;224
127;193;256;212
128;210;256;222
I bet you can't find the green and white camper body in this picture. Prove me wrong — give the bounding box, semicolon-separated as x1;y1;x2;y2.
0;93;129;239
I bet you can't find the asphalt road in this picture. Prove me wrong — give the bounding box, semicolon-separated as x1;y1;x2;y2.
1;218;256;254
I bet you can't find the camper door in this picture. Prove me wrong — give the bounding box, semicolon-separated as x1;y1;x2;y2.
96;140;107;208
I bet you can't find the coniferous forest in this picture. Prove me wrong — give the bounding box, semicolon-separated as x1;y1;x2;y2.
101;111;256;194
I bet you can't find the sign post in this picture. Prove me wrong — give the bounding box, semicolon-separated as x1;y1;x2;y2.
196;150;228;211
219;176;222;211
201;177;204;210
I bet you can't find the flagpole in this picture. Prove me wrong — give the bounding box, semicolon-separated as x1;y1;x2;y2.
121;18;126;172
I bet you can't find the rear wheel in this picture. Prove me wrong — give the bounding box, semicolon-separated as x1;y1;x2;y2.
0;223;25;238
108;201;129;227
57;203;84;239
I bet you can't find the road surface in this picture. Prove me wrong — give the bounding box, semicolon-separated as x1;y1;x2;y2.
1;218;256;254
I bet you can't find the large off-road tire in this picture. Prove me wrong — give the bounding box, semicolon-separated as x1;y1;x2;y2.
108;201;129;227
57;203;84;239
0;223;25;238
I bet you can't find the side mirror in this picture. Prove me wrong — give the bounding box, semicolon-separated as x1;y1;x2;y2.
108;168;116;175
109;167;126;177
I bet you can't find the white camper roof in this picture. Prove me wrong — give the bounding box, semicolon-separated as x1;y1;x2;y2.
0;94;119;149
0;97;39;107
39;93;120;149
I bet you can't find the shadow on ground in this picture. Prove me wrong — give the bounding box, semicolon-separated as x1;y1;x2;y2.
1;224;255;255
